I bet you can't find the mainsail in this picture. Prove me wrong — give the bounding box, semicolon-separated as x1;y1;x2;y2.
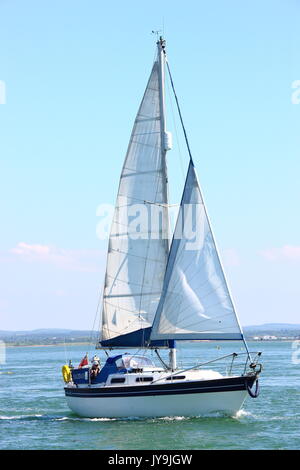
100;56;170;348
150;160;244;341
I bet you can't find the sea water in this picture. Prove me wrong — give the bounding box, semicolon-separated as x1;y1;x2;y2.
0;341;299;450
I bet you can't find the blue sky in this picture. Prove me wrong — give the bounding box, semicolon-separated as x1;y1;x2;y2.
0;0;299;330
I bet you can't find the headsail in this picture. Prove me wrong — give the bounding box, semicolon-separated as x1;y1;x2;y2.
150;160;244;341
100;54;170;348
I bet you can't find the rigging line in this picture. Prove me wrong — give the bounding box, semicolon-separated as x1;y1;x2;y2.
92;281;104;350
105;274;160;291
115;193;165;207
135;116;160;124
133;131;160;136
116;187;166;205
166;68;186;182
108;247;166;264
155;348;169;370
104;299;151;316
143;201;179;207
131;138;160;150
165;57;194;165
121;170;163;179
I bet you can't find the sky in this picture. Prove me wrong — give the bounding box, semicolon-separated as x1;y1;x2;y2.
0;0;299;330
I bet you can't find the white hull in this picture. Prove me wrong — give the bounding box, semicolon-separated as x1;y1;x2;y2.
66;389;248;418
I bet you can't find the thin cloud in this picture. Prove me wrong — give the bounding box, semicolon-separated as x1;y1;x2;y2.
10;242;105;272
11;242;51;257
260;245;300;262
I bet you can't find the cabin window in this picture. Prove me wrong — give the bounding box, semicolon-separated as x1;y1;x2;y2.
115;358;126;369
122;355;156;369
166;376;186;381
136;377;153;383
110;377;126;384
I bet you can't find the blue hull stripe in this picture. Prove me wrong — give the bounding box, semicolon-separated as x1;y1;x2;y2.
65;376;255;399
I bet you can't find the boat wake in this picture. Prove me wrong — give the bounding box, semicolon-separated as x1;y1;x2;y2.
0;413;233;422
0;414;44;421
3;410;286;424
0;414;116;422
234;409;254;419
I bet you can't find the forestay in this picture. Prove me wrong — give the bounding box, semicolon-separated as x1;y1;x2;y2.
100;58;169;347
150;160;244;341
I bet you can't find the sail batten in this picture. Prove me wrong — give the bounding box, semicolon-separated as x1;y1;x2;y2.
150;160;244;341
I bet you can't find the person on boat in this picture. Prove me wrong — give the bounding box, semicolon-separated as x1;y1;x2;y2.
90;360;100;379
92;355;100;365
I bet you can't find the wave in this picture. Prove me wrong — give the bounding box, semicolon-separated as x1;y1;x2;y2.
0;414;43;421
56;416;115;422
0;414;115;422
3;410;295;423
234;409;255;419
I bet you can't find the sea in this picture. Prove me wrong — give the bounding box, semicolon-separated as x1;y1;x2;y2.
0;340;299;451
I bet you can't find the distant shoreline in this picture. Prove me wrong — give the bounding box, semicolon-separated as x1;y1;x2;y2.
6;342;93;348
5;339;297;348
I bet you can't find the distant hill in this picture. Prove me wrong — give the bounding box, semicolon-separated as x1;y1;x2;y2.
1;324;299;345
0;329;94;337
0;329;98;346
2;324;300;336
243;323;300;338
244;323;300;331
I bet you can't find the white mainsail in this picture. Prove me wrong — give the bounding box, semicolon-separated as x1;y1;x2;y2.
100;57;170;346
150;160;243;341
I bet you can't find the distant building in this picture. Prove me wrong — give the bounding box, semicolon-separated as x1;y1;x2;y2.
252;335;278;341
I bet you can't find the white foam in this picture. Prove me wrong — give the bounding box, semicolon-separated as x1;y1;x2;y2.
0;414;43;420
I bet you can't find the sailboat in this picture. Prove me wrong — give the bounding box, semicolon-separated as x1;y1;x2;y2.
62;37;262;418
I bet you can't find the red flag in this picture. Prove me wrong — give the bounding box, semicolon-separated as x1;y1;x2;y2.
78;354;88;368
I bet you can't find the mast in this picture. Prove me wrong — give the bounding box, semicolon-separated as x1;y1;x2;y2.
157;36;170;247
157;37;167;146
157;37;176;370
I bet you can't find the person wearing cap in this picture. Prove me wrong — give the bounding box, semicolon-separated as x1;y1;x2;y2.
90;359;100;379
92;355;100;364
